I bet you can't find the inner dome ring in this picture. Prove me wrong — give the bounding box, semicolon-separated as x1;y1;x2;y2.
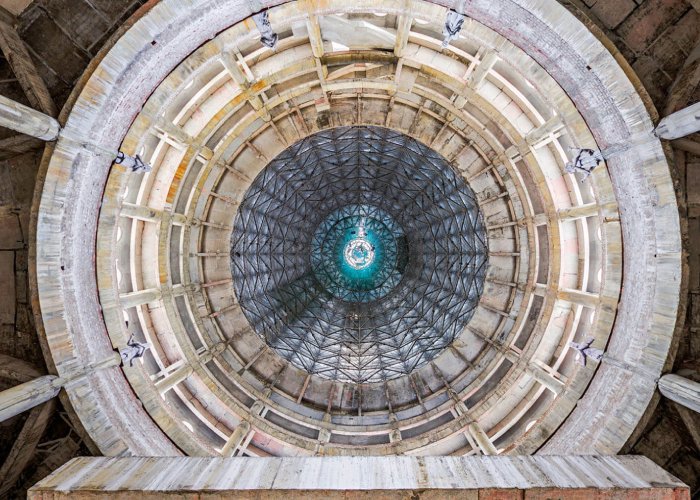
231;126;488;383
312;203;406;301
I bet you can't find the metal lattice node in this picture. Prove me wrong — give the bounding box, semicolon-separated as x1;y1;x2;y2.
231;126;488;384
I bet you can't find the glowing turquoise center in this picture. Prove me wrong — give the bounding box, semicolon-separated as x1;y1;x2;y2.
344;237;374;270
311;205;407;302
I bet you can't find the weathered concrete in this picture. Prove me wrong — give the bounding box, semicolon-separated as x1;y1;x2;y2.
655;101;700;140
28;456;690;499
0;94;59;140
0;353;120;421
658;373;700;413
0;375;59;422
29;0;680;465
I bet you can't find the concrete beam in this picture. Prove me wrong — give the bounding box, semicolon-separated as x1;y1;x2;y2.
0;376;60;422
393;14;412;58
525;115;564;146
557;288;602;309
220;421;251;456
219;53;268;116
0;354;121;422
527;364;566;395
466;50;497;90
119;288;162;309
154;343;227;395
120;203;187;224
467;422;498;455
220;399;265;457
0;94;59;140
654;101;700;140
557;203;598;220
306;14;324;58
153;364;194;395
658;373;700;413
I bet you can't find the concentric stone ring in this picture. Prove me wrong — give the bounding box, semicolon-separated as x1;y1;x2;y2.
31;0;682;459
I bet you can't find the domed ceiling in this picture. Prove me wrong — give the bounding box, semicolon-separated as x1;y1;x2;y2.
31;0;682;458
232;126;488;383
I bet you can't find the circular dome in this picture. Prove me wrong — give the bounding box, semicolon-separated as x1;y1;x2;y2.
231;126;487;383
31;0;682;459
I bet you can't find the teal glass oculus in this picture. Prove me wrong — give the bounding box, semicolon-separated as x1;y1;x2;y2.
311;205;408;302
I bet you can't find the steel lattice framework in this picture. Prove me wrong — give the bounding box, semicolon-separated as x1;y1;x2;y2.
231;127;488;383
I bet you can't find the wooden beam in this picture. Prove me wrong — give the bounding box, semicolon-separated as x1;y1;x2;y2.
664;38;700;115
672;402;700;452
0;19;57;116
0;94;59;140
0;354;42;384
0;400;55;497
0;134;43;159
673;138;700;157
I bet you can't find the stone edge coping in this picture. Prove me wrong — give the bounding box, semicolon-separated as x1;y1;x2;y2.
29;456;688;493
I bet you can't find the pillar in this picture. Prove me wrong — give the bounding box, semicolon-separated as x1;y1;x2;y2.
654;101;700;140
0;376;60;422
0;352;121;422
220;421;251;457
0;94;60;140
658;373;700;413
0;353;121;422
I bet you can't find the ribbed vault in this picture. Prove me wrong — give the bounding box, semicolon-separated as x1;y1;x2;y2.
30;0;681;459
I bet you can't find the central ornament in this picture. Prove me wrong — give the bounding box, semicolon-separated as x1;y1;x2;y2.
344;237;374;270
310;204;408;303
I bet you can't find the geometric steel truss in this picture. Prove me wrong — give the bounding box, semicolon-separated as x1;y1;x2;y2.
231;126;488;383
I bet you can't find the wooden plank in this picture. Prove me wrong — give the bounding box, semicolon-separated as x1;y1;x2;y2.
0;19;57;116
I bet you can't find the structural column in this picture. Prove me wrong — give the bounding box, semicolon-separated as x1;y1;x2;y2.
0;353;121;422
154;342;227;395
0;376;60;422
0;94;60;140
654;101;700;140
658;372;700;413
